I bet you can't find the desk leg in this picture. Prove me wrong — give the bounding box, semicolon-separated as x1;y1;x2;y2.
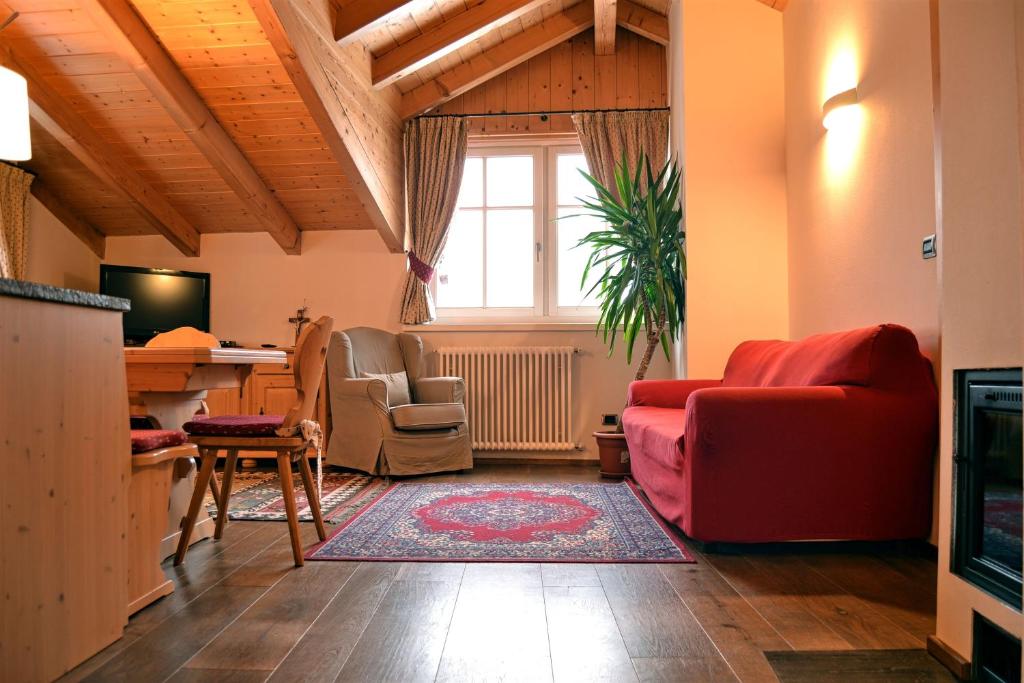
130;391;216;559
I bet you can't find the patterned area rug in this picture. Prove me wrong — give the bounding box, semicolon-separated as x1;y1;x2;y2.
306;481;694;563
204;471;389;524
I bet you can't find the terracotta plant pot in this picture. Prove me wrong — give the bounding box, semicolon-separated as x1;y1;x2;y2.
594;430;630;478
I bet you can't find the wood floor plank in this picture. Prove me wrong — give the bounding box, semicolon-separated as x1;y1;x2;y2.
435;563;553;682
541;563;602;587
334;578;461;682
748;556;922;650
184;561;358;672
167;667;271;682
269;563;401;682
595;564;727;673
660;562;788;682
765;649;957;682
630;656;738;682
799;554;936;642
545;585;637;682
705;554;853;651
221;525;321;587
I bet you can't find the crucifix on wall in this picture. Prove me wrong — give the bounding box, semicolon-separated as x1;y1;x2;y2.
288;305;310;344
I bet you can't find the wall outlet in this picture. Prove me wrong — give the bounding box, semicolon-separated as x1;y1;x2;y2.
922;234;937;259
601;413;619;426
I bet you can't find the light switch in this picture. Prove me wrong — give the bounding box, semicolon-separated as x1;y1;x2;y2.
922;234;937;260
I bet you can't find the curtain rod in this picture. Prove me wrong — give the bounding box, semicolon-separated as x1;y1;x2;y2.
417;106;670;120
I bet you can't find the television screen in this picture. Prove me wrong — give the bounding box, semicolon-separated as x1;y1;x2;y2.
99;265;210;342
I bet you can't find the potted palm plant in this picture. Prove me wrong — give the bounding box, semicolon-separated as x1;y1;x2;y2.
572;154;685;477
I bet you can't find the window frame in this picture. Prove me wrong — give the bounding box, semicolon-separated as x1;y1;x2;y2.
431;137;601;324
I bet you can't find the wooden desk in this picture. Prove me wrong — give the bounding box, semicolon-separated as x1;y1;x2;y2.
125;347;287;558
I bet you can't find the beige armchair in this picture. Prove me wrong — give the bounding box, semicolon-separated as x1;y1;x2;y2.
326;327;473;475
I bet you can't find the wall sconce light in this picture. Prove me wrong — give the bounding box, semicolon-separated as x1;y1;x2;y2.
822;87;859;131
0;13;31;162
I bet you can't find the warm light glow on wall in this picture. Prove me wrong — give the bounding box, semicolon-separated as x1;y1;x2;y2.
821;45;863;182
0;65;31;161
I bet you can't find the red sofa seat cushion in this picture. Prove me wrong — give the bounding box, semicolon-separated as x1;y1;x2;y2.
621;406;686;468
130;429;187;453
183;414;284;436
722;323;931;390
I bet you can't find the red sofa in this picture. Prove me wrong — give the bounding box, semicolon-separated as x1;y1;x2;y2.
622;324;938;544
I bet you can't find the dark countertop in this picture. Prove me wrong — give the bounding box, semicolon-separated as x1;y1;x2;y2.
0;278;130;312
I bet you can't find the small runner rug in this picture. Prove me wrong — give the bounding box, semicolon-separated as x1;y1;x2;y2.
204;471;389;524
306;481;693;563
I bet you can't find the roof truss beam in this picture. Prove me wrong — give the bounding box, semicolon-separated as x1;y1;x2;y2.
332;0;415;43
616;0;668;45
30;182;106;259
372;0;549;88
81;0;302;255
0;48;201;256
401;2;595;118
594;0;617;55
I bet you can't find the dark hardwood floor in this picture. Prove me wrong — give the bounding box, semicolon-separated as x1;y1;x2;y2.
61;464;946;682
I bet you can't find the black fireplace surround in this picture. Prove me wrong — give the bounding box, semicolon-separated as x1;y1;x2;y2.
952;368;1023;608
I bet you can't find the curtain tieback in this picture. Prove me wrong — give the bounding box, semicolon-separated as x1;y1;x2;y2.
407;250;435;283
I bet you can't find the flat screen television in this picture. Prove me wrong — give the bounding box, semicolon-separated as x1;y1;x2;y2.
99;265;211;343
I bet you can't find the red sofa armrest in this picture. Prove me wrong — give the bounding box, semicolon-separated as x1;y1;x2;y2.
680;385;937;542
627;379;722;409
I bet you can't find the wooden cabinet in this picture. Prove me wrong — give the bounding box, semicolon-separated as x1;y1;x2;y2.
205;349;331;460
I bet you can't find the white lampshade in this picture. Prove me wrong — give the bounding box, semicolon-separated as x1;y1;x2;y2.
0;65;31;161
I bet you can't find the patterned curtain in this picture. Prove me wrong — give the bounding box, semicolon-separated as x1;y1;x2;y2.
571;110;671;196
0;164;33;280
399;116;469;325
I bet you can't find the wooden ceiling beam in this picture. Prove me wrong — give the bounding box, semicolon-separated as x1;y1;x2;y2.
252;0;406;253
616;0;668;46
401;2;595;119
30;182;106;259
333;0;415;43
0;48;201;256
594;0;617;55
372;0;548;88
80;0;302;255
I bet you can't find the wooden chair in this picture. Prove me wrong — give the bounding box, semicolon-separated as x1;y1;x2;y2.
174;316;335;567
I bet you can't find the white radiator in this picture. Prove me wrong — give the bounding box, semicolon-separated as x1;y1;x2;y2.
437;346;577;451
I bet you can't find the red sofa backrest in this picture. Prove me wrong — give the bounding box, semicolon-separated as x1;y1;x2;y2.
722;324;934;391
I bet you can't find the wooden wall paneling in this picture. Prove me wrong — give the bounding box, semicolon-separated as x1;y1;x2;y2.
526;49;550;132
485;71;508;133
505;60;531;131
595;50;617;109
549;40;573;132
464;80;488;134
571;31;595;111
252;0;407;252
0;48;202;255
400;2;595;118
372;0;548;88
637;34;662;107
615;30;639;108
30;181;106;257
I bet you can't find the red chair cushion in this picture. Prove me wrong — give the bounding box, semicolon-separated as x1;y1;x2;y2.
182;414;285;436
130;429;187;454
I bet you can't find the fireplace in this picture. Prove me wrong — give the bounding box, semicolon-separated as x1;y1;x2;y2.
952;369;1023;608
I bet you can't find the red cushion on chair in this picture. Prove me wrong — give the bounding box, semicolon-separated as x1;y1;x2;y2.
182;414;285;436
131;429;187;454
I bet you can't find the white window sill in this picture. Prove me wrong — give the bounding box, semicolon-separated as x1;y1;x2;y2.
404;321;598;333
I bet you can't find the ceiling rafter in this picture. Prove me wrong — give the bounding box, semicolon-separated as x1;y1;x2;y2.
332;0;415;43
81;0;303;255
401;2;596;119
594;0;617;55
617;0;668;45
0;47;201;256
372;0;549;89
252;0;406;253
30;181;106;258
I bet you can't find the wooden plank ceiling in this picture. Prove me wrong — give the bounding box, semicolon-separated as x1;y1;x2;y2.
0;0;705;257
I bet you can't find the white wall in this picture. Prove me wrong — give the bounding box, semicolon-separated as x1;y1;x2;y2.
103;231;671;460
24;197;100;291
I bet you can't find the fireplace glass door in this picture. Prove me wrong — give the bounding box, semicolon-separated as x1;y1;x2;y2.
953;369;1023;608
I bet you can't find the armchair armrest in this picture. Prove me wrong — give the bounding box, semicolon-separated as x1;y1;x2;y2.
627;379;722;409
415;376;465;405
335;377;390;413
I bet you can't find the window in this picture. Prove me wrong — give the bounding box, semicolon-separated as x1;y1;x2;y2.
433;142;601;322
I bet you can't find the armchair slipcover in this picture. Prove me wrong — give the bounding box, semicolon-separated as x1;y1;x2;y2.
326;327;473;475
